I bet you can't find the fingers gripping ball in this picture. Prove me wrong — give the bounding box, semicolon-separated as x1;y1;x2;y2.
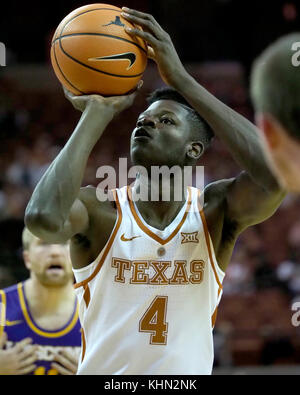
51;3;148;96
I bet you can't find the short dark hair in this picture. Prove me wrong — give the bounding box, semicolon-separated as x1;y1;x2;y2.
147;87;214;149
251;33;300;141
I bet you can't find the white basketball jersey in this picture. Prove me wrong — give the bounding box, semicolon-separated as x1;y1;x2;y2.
73;186;225;375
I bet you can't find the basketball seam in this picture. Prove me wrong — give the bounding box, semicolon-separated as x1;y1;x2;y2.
52;41;84;95
58;7;124;36
54;7;123;39
51;33;147;55
57;36;146;79
56;6;146;54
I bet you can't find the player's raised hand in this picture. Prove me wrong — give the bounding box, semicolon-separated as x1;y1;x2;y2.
0;336;38;375
51;348;79;375
121;8;187;87
63;80;142;116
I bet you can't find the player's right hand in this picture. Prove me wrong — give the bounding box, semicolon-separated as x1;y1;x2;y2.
63;81;142;116
0;334;38;375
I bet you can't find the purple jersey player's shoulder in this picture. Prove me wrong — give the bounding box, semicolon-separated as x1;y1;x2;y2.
1;283;19;294
1;282;82;375
0;283;22;328
1;282;20;304
0;285;9;334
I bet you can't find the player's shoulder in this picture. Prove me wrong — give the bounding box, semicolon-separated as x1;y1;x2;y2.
1;282;19;294
0;282;21;301
79;185;118;213
204;178;236;202
79;185;98;203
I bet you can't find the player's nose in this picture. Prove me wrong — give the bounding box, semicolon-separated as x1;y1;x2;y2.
48;244;65;257
136;117;156;129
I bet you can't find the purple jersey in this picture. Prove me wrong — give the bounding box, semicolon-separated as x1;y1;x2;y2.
0;282;81;375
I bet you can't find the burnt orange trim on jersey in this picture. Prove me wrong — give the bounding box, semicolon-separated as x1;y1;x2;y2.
197;191;223;291
211;307;218;329
83;284;91;308
127;186;192;246
74;189;123;289
81;328;86;363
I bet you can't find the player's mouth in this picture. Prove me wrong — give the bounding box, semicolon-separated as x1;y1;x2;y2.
46;262;65;275
134;127;153;140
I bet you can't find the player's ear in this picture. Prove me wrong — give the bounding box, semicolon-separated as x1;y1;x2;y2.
23;250;31;270
186;142;204;161
255;113;282;150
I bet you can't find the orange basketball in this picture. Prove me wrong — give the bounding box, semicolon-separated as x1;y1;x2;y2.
50;3;148;96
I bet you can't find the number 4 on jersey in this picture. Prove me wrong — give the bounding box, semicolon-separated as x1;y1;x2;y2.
139;296;168;345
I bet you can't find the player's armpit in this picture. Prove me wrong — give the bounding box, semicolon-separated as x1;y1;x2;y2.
225;170;286;232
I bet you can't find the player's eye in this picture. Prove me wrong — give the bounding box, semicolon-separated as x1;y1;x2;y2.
161;117;175;125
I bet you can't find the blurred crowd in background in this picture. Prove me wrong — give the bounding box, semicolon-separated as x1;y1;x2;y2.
1;61;300;368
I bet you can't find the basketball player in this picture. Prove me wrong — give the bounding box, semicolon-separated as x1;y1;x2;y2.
251;33;300;193
0;228;81;375
25;8;285;374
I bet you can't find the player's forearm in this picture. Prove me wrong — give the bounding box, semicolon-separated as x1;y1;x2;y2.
25;104;113;232
174;73;279;189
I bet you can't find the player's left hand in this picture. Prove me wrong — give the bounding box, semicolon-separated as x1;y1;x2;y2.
51;349;79;375
121;7;188;88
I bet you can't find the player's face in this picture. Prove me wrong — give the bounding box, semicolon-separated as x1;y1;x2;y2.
130;100;194;169
256;114;300;193
24;238;73;287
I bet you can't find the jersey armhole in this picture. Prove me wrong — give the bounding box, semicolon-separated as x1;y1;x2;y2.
196;189;225;286
73;188;123;289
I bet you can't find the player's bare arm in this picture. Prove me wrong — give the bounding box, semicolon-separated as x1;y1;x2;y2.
122;8;286;271
25;89;138;268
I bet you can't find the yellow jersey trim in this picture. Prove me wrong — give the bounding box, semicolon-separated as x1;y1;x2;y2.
5;320;23;326
0;290;6;337
17;283;79;338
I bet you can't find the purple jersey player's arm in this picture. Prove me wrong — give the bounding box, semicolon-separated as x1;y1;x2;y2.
25;89;139;269
121;8;286;271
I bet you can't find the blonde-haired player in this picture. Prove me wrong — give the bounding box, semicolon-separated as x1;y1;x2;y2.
251;33;300;193
0;228;81;375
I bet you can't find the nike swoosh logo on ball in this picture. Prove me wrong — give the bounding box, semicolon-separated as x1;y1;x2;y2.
88;52;136;70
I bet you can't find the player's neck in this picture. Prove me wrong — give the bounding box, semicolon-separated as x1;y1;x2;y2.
132;177;187;230
24;277;75;315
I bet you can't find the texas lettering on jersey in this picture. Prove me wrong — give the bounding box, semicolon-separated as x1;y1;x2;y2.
111;258;205;285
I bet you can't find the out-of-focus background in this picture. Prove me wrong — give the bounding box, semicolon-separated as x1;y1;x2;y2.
1;0;300;374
